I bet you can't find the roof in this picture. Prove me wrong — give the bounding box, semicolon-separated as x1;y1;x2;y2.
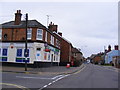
107;50;120;56
1;20;47;29
53;31;72;44
72;48;83;55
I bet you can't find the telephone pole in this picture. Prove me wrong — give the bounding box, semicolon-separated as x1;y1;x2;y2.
25;13;28;71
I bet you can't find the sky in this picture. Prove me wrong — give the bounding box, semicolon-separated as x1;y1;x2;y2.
0;0;119;57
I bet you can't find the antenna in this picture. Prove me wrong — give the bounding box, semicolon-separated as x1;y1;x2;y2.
46;15;51;27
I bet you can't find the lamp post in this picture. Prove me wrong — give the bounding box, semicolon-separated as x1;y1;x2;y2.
25;13;28;71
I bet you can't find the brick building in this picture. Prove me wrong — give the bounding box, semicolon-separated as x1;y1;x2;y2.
0;10;61;67
48;22;73;66
72;47;83;66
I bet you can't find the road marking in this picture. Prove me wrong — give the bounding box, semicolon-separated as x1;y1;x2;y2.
51;75;63;79
39;74;70;90
0;83;30;90
16;75;68;80
73;65;86;74
43;85;48;88
16;76;52;80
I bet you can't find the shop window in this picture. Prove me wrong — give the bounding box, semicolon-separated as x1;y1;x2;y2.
24;49;29;57
2;49;7;56
17;49;22;57
0;29;2;40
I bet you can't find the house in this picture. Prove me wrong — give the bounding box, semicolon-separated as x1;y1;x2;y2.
105;45;120;64
90;52;104;64
48;22;73;66
112;56;120;68
72;47;83;66
0;10;61;67
89;54;97;63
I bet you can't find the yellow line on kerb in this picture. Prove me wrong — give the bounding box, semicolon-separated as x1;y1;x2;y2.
0;83;30;90
74;65;86;74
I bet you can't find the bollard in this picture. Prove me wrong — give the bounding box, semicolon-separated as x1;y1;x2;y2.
66;63;70;68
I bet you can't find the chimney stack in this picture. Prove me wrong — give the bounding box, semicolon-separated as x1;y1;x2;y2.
108;45;111;52
48;22;58;32
58;32;62;36
114;45;119;50
15;10;22;25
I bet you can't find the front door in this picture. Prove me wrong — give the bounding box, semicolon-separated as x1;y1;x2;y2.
36;48;41;61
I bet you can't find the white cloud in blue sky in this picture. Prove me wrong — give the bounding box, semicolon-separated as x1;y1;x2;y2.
0;1;118;57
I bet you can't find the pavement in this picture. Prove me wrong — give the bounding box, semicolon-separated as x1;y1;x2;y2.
1;64;85;75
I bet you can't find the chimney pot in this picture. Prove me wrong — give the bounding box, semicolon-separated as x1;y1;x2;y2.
108;45;111;52
115;45;119;50
18;10;21;13
14;10;22;25
58;32;62;36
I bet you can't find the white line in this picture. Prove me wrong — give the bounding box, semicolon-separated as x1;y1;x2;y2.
43;85;48;88
16;76;52;80
48;83;52;85
51;75;63;79
40;74;71;90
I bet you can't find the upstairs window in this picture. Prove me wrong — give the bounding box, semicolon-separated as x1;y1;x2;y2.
27;28;32;40
45;31;47;42
36;29;43;40
56;39;60;48
50;35;54;45
0;29;2;40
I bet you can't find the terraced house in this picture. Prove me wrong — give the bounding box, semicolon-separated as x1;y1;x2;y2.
0;10;61;67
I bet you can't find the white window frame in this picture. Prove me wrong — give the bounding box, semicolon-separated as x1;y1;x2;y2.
45;31;47;42
36;29;43;40
56;39;60;48
50;35;54;45
50;35;52;44
52;36;54;45
0;29;2;40
27;28;32;40
56;39;58;47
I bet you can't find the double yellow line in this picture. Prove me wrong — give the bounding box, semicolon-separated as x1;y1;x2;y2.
0;83;30;90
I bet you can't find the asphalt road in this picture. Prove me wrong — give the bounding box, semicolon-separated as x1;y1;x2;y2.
46;64;119;89
2;64;120;90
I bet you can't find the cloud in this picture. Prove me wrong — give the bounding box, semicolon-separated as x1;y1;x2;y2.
0;2;118;57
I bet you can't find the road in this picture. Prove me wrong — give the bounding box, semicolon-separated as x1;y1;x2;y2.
2;64;120;90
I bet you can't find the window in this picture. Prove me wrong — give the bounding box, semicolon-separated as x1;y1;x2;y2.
0;29;2;40
74;53;77;57
48;53;50;60
53;36;54;45
54;55;55;61
2;49;7;56
45;31;47;42
44;53;47;60
36;29;43;40
36;48;41;51
24;49;29;57
17;49;22;57
50;35;54;45
4;34;7;40
27;28;32;40
56;39;60;48
0;48;1;56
